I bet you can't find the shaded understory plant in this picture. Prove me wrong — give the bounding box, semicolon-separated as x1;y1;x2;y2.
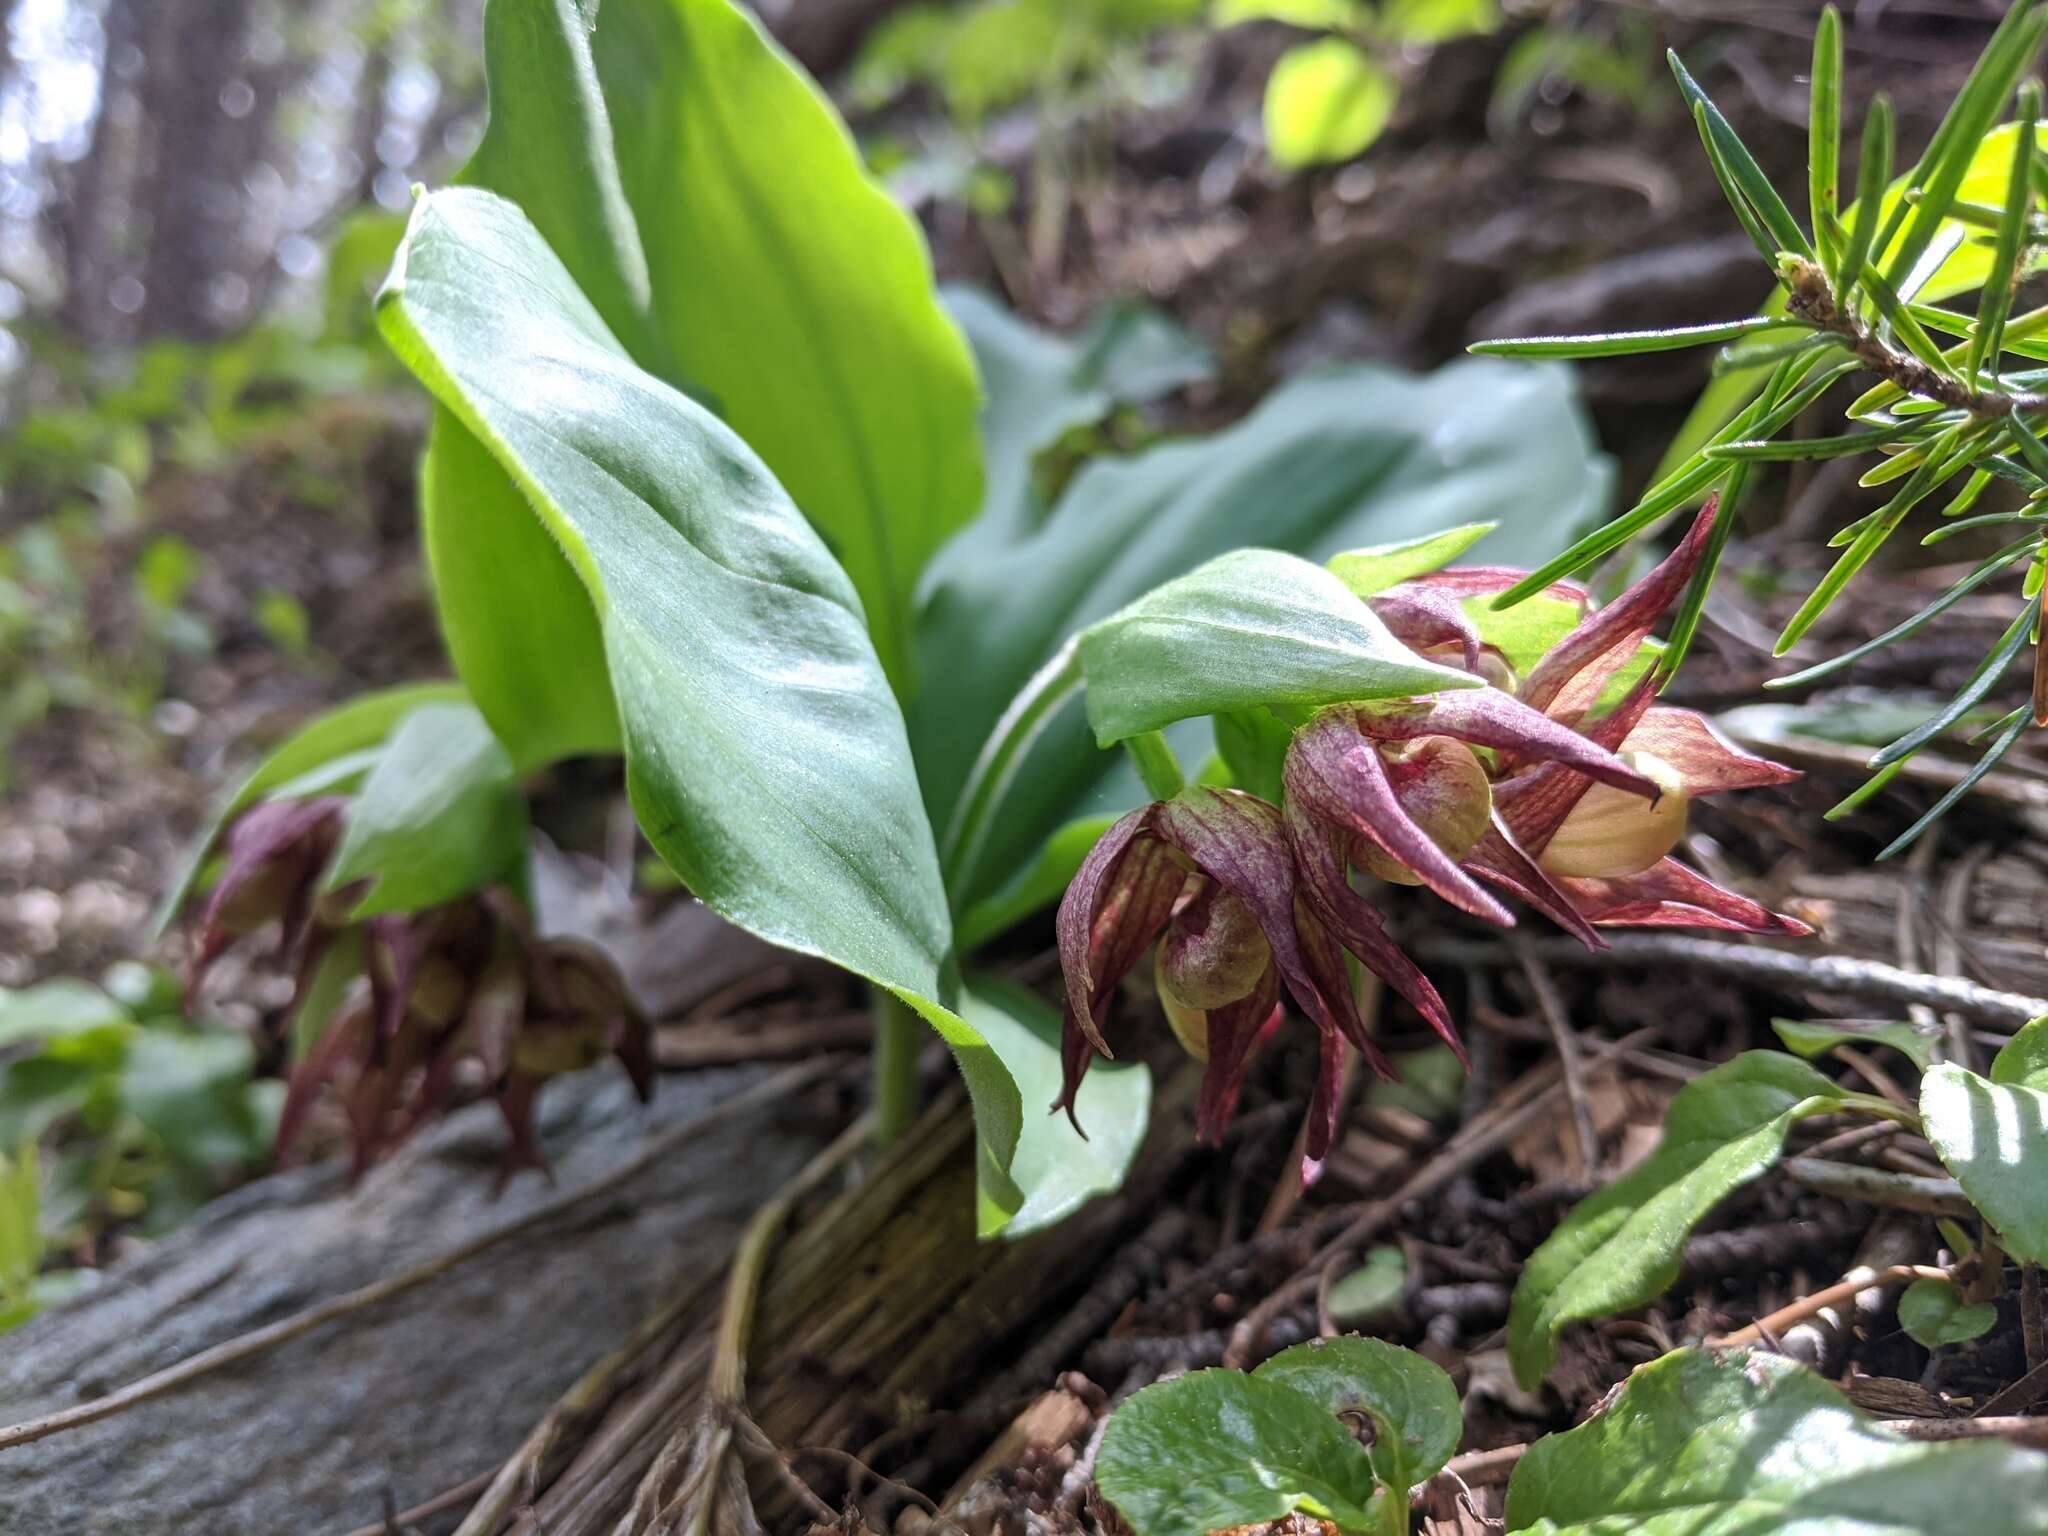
1474;0;2048;857
1505;1013;2048;1392
1093;1339;2048;1536
175;0;1623;1227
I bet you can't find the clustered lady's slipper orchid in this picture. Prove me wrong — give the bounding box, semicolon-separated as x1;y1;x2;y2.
189;796;650;1183
1058;496;1807;1172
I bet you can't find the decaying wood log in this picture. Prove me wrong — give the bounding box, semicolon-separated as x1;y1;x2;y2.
0;1065;830;1536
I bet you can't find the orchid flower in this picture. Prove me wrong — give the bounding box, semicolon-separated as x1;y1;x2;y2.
1056;497;1805;1174
1057;785;1417;1170
1361;496;1811;940
188;797;650;1183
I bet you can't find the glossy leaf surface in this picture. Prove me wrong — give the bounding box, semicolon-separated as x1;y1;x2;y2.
1508;1053;1843;1388
1506;1349;2048;1534
378;187;1030;1230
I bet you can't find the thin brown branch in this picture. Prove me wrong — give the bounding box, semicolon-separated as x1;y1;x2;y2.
1712;1263;1949;1348
1782;1156;1977;1218
1412;932;2048;1026
1224;1028;1658;1368
1782;258;2048;417
1512;934;1600;1173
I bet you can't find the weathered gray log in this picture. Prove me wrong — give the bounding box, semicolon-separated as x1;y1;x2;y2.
0;1065;825;1536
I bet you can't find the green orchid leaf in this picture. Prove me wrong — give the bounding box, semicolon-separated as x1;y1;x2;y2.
1772;1016;1939;1072
1508;1052;1845;1389
155;681;471;930
940;284;1212;544
1898;1276;1997;1349
321;701;528;919
955;814;1117;955
427;0;983;766
960;976;1149;1238
916;359;1612;919
377;186;1028;1233
1076;548;1479;746
1096;1369;1389;1536
589;0;983;696
1505;1348;2048;1535
1265;38;1398;168
1255;1336;1463;1488
1213;706;1295;803
1922;1059;2048;1263
1327;523;1496;598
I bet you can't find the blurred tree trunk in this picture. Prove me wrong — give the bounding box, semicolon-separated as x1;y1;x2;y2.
53;0;135;343
131;0;258;339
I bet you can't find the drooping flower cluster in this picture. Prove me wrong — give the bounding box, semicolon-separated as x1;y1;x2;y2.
190;798;651;1183
1059;498;1806;1173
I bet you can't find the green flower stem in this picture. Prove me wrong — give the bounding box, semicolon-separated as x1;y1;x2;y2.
871;988;924;1147
939;637;1082;908
1124;730;1186;802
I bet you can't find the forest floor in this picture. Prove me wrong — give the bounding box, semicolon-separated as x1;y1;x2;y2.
6;4;2048;1532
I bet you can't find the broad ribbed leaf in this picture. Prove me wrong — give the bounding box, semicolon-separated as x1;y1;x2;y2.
939;285;1212;543
322;701;527;918
1505;1349;2048;1535
589;0;982;695
917;359;1612;914
156;681;471;929
1508;1053;1843;1389
1077;549;1477;745
1096;1369;1388;1536
426;0;982;757
378;187;1028;1228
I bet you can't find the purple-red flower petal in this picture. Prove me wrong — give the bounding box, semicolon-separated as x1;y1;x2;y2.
1554;856;1813;935
1195;967;1284;1144
1056;805;1184;1057
1366;586;1481;671
1463;817;1606;951
1351;692;1656;799
1289;801;1464;1061
1520;496;1719;723
190;796;347;997
1285;713;1514;925
1622;705;1802;795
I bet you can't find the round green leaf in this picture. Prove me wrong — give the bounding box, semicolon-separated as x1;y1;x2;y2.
1097;1369;1387;1536
1254;1335;1462;1487
1265;39;1398;169
1898;1276;1997;1349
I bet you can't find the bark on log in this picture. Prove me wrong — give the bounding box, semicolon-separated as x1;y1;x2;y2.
0;1065;826;1536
